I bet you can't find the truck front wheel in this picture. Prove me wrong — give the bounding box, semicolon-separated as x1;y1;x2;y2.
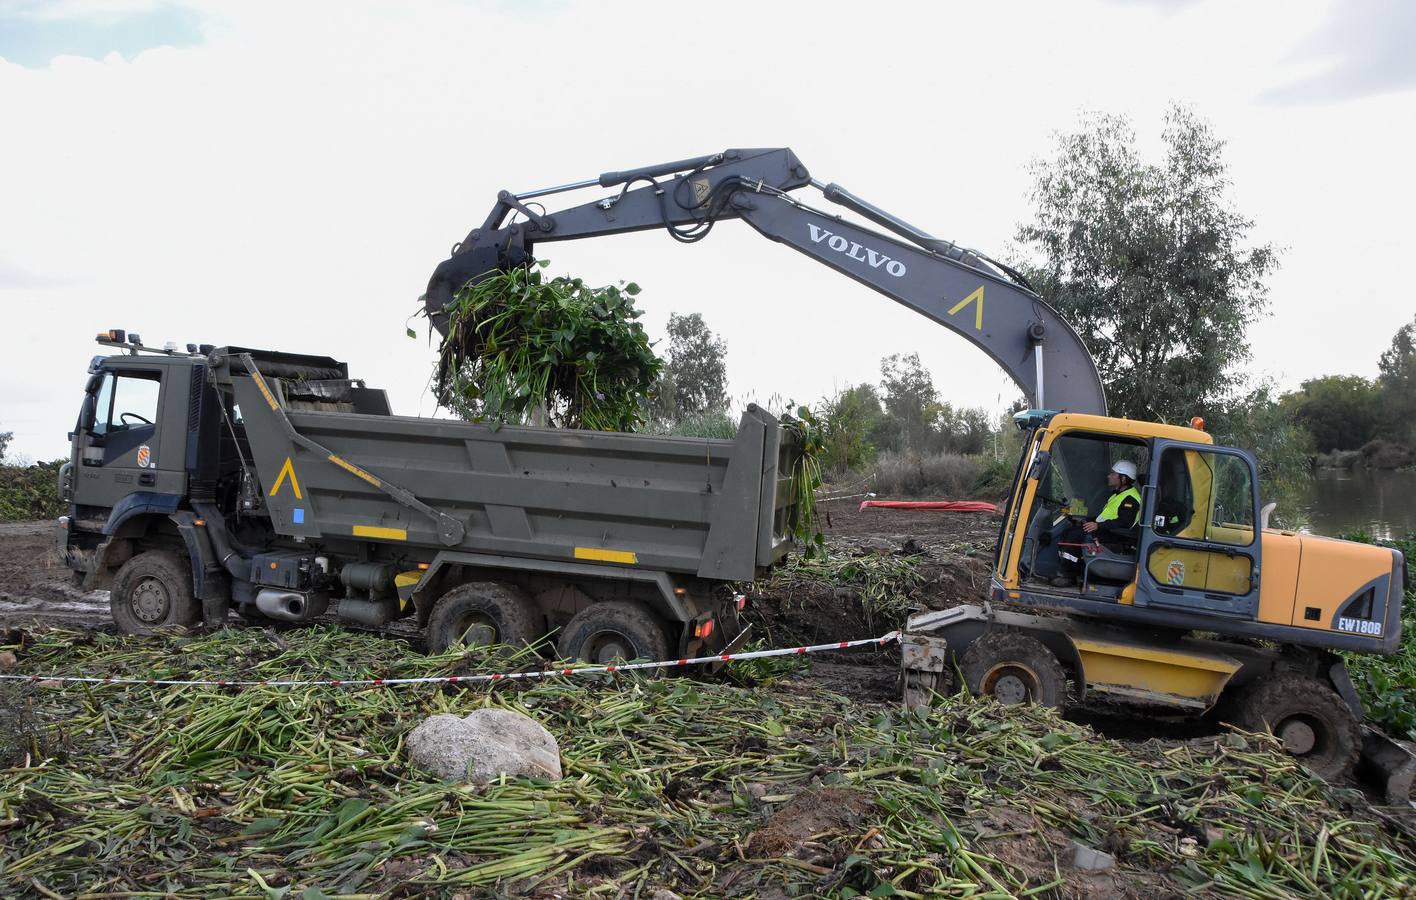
111;550;199;635
558;601;670;665
426;582;540;654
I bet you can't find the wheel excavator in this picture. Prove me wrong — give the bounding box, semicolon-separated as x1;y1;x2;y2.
426;148;1411;793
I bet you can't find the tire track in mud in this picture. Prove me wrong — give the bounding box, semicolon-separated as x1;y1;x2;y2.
0;521;112;630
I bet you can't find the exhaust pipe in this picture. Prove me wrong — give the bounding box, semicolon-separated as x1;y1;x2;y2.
255;589;328;622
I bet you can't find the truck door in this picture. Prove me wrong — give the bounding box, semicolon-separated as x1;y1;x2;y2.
73;363;186;510
1135;441;1261;619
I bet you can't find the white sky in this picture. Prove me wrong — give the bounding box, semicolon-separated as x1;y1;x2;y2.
1;0;1414;460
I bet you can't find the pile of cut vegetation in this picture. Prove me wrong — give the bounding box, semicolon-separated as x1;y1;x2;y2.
432;263;659;432
2;626;1412;897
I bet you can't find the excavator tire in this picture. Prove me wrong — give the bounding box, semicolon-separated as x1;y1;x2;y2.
960;631;1067;708
1230;673;1361;782
427;582;541;654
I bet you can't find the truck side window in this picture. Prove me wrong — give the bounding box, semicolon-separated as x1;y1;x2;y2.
104;372;162;432
92;373;116;435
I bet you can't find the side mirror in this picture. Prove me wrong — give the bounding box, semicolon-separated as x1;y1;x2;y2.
1025;450;1051;481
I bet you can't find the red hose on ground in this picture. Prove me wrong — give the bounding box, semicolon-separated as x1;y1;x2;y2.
858;499;999;513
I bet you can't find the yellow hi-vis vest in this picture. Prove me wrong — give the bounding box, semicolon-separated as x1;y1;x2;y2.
1098;487;1141;524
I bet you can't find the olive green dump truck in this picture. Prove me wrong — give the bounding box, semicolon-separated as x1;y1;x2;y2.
57;333;802;659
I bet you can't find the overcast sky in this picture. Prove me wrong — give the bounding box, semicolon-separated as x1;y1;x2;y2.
2;0;1414;461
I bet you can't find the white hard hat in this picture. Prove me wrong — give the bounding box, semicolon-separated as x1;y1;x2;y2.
1111;460;1138;481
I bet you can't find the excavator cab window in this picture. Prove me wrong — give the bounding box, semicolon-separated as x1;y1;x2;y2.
1017;431;1147;588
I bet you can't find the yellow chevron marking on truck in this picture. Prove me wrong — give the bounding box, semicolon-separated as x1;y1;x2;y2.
252;372;280;410
328;454;382;488
395;571;422;611
574;546;637;564
947;285;985;331
353;525;407;541
268;457;303;499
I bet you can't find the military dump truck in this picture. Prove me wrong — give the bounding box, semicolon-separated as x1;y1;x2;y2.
57;333;800;660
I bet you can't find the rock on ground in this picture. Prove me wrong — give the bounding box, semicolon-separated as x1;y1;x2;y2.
406;708;562;783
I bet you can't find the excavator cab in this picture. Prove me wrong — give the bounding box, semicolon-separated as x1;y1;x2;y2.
996;412;1266;620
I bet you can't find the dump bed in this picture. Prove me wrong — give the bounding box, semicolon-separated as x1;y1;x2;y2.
226;359;801;583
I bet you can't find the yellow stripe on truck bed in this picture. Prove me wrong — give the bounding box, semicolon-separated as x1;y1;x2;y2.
353;525;408;541
574;546;637;564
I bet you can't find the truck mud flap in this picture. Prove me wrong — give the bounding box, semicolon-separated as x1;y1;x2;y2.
709;624;754;674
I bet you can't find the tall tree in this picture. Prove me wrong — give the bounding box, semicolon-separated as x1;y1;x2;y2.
820;383;884;475
878;353;940;455
1281;375;1382;452
1017;106;1278;423
657;313;728;416
1377;314;1416;444
934;404;994;456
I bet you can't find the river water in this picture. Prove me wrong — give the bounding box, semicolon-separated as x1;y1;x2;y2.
1300;468;1416;541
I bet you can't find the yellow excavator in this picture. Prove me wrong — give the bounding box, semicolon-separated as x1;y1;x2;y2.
426;148;1409;787
900;411;1406;785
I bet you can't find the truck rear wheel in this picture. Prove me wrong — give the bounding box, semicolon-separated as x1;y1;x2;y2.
1230;673;1360;781
960;631;1067;708
111;550;199;635
558;601;670;665
427;582;540;654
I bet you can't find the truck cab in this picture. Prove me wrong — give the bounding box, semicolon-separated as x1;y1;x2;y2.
65;344;216;527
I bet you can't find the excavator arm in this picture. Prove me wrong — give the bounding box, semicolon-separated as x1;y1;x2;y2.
425;147;1107;415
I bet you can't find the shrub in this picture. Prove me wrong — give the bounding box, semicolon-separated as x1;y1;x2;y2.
656;411;738;439
867;451;982;498
1360;439;1415;470
0;460;65;522
1339;532;1416;740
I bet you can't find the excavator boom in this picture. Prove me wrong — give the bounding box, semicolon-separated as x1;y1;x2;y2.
426;147;1106;415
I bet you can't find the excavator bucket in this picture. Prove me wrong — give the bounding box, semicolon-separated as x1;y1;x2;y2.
1358;726;1416;806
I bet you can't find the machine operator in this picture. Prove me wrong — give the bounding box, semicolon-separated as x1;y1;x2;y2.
1050;460;1142;588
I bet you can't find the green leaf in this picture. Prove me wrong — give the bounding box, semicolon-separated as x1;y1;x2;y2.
625;282;641;295
406;327;417;339
241;816;281;836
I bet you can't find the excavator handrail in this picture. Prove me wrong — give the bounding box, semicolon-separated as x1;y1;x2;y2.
425;147;1107;416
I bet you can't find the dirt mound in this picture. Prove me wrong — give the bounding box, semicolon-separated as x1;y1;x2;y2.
743;502;998;652
746;786;872;858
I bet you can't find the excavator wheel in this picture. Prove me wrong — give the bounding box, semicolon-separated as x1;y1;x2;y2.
426;582;541;654
1230;673;1361;782
960;631;1067;708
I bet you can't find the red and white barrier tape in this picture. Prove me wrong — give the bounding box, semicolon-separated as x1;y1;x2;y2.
0;631;900;689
